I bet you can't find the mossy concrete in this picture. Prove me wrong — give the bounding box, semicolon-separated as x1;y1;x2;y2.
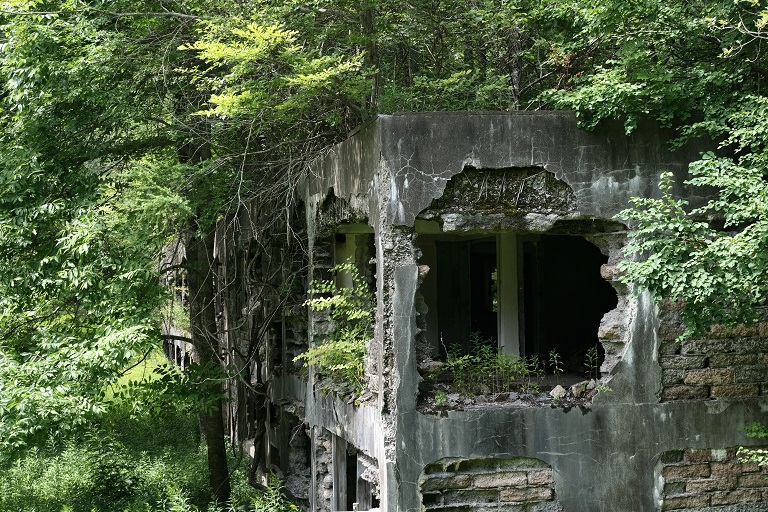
289;112;768;512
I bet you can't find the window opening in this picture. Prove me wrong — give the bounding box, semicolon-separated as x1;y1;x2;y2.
521;234;617;374
333;227;375;294
469;239;498;342
418;232;617;380
345;448;357;511
434;237;497;354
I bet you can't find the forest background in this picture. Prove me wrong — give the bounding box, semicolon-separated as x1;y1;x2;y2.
0;0;767;510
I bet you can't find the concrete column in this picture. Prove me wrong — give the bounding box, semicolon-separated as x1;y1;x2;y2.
498;233;520;355
331;434;348;511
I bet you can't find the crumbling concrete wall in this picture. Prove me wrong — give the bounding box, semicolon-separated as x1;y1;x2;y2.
419;166;577;230
235;112;768;512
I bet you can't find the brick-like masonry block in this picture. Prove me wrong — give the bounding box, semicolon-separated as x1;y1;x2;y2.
527;469;554;486
661;385;709;401
661;494;710;511
473;471;527;489
685;476;737;493
737;473;768;488
660;355;707;370
421;475;473;492
659;342;682;355
422;492;443;507
663;464;711;480
661;450;684;463
711;461;761;476
662;370;685;385
710;384;761;398
684;368;734;386
684;449;716;463
710;353;758;368
440;489;499;505
680;339;731;355
732;337;768;352
734;365;768;383
710;489;762;506
684;448;730;463
658;325;685;342
664;481;686;496
709;324;761;338
500;487;553;503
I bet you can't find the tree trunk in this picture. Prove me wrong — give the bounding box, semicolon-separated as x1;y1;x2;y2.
187;227;232;504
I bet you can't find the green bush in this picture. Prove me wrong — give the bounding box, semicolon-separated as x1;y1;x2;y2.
444;333;543;395
738;423;768;467
0;404;298;512
0;410;210;512
295;261;373;393
0;342;300;512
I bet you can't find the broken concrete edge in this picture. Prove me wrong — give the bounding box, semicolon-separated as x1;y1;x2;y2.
248;112;768;511
306;111;710;230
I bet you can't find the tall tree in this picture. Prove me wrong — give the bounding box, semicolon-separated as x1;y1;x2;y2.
0;0;368;502
545;1;768;338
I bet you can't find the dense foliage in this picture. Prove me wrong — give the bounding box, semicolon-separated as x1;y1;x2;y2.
0;412;296;511
544;1;768;339
3;0;768;500
0;351;295;511
297;262;373;393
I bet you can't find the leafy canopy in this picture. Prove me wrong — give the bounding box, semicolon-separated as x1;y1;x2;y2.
546;0;768;339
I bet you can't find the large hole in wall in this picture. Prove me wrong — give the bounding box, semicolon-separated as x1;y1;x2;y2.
521;234;618;370
416;232;617;378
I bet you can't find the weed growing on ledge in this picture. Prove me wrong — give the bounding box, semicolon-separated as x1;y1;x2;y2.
443;333;544;396
548;349;563;382
585;346;599;380
295;261;373;393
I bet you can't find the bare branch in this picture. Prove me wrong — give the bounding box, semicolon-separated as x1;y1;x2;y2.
0;8;200;20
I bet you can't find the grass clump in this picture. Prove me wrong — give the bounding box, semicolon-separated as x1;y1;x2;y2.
444;333;544;395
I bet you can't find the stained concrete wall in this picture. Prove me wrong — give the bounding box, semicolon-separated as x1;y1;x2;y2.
307;111;709;228
291;112;768;512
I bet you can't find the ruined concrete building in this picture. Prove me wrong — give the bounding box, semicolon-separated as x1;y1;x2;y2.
213;112;768;512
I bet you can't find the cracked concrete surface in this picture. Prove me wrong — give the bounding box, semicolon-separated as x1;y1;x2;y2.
288;113;768;512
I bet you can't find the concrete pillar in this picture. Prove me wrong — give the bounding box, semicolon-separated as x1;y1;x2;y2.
331;434;348;511
498;233;520;355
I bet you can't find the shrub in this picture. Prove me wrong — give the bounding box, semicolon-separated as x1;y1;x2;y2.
444;333;544;396
295;261;373;393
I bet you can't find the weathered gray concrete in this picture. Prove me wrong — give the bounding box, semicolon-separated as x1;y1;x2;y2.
307;112;708;228
295;112;767;512
405;400;767;511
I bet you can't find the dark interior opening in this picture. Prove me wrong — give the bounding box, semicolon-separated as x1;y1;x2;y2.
522;235;617;372
430;233;617;377
469;239;498;342
346;449;357;511
436;237;497;354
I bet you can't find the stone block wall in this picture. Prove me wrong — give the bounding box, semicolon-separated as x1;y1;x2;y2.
658;304;768;401
659;447;768;511
312;427;334;512
420;457;562;512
